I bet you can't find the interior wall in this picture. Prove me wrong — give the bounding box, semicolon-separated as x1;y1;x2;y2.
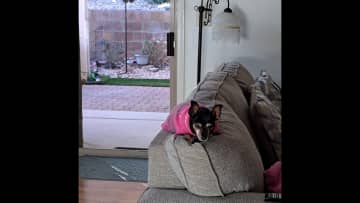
178;0;281;101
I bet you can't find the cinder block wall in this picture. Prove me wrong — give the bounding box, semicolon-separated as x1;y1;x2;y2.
88;9;170;62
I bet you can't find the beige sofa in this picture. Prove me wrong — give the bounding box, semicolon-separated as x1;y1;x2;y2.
138;62;281;202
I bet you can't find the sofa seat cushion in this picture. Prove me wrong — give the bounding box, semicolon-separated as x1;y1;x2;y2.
138;188;270;203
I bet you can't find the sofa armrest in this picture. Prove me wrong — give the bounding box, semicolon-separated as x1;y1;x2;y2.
147;130;185;189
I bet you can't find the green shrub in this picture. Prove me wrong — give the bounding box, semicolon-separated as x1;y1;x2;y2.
100;40;124;69
141;40;168;68
88;72;97;81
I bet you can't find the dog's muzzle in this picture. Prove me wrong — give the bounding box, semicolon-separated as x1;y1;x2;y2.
195;129;210;142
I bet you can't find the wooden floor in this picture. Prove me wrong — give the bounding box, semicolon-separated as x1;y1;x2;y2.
79;179;148;203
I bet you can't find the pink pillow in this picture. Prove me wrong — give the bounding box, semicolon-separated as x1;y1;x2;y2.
264;161;281;193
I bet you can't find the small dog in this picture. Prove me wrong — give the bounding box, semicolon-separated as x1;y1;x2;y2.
162;100;222;145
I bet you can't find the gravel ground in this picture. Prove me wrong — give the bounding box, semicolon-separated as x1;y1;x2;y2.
91;62;170;79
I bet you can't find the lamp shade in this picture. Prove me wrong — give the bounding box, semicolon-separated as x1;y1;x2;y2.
212;11;240;43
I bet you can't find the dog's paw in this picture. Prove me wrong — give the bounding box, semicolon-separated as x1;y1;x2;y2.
192;137;203;144
184;134;193;146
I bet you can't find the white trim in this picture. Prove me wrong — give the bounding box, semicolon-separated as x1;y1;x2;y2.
79;0;90;80
175;0;185;103
170;0;177;109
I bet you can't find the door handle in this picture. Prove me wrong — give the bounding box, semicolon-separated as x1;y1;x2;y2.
167;32;174;56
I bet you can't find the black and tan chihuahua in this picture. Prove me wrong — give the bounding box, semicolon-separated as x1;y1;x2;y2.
161;100;223;145
185;100;223;145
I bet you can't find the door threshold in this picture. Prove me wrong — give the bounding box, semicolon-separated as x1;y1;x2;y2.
79;148;148;159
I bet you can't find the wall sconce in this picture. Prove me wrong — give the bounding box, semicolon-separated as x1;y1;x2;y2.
194;0;240;84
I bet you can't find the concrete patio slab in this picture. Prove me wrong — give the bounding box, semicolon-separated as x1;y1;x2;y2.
83;110;168;149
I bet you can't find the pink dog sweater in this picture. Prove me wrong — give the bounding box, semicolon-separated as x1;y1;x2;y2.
161;102;219;136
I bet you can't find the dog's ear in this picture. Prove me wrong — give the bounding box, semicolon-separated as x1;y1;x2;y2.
212;104;223;120
189;100;200;116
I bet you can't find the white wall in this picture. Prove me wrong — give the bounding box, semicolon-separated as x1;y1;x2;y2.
177;0;281;102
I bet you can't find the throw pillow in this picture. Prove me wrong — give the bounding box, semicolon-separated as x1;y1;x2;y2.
264;161;282;193
256;70;281;113
249;82;282;165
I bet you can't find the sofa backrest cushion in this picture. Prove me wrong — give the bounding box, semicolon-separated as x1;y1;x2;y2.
189;72;254;135
215;62;255;103
164;72;264;196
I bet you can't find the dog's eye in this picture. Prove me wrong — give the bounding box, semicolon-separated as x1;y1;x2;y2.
194;123;202;128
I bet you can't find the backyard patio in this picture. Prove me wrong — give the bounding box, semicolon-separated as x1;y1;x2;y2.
82;85;169;112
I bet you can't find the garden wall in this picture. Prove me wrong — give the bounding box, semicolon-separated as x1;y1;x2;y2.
88;9;170;63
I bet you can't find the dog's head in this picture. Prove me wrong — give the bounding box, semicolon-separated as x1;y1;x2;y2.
188;100;223;142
